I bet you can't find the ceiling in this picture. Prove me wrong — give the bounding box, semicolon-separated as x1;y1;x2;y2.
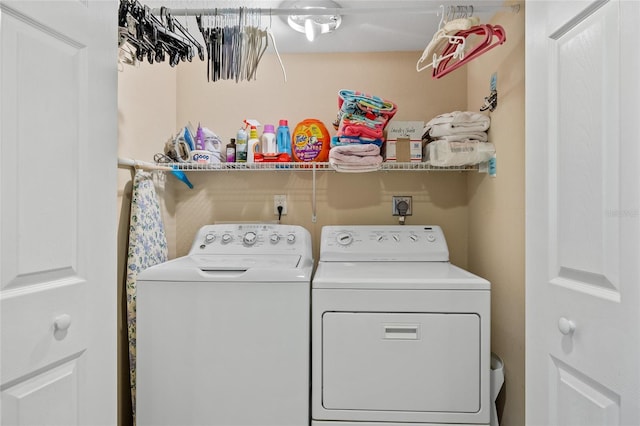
143;0;506;53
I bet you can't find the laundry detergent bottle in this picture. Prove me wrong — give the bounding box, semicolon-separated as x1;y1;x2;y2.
236;123;248;163
261;124;277;155
226;138;236;163
276;119;292;156
292;119;330;163
247;126;261;163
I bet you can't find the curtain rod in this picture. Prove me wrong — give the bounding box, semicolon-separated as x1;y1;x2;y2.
151;4;520;17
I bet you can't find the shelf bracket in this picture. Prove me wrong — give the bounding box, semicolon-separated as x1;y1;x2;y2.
312;164;318;223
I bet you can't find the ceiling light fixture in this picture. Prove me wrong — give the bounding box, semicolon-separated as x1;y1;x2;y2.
284;0;342;42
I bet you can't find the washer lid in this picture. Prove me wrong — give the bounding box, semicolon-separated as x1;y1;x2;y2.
137;254;312;282
192;254;301;270
312;261;490;290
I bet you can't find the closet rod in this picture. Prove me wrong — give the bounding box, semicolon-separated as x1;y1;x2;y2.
118;157;173;171
151;4;520;17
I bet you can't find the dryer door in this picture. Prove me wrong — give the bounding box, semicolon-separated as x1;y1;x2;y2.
322;312;480;413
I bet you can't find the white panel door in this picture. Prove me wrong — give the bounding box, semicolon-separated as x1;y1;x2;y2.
526;0;640;425
0;1;117;425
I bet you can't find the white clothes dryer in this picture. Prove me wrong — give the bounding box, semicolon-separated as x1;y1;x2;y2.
312;225;491;426
136;224;313;426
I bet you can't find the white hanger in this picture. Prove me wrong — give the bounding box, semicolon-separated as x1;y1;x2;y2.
416;6;480;73
268;29;288;83
416;33;466;72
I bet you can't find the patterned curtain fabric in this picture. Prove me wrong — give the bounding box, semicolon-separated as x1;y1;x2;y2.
125;170;168;423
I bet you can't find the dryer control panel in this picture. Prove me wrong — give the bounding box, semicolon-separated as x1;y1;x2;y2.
189;224;312;259
320;225;449;262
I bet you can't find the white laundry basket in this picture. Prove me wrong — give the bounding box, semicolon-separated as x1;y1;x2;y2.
490;353;505;426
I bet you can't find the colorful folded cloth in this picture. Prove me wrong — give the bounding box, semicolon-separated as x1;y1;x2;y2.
331;136;384;147
338;89;398;117
330;90;398;163
335;113;387;140
333;89;398;129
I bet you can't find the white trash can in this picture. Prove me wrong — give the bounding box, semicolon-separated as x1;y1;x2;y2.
490;353;505;426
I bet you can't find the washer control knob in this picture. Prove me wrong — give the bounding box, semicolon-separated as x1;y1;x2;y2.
286;233;296;244
204;233;216;244
336;232;353;246
270;233;281;244
221;233;233;244
426;234;437;242
376;234;385;242
409;234;419;242
392;234;400;242
243;231;258;245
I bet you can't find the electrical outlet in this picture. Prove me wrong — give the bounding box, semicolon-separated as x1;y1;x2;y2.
392;196;412;216
274;195;287;215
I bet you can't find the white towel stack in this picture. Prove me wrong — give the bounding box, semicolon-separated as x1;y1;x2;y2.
329;144;383;173
422;111;495;167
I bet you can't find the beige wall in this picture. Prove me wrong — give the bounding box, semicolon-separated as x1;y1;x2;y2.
116;61;177;426
172;52;469;262
117;34;526;426
466;3;526;426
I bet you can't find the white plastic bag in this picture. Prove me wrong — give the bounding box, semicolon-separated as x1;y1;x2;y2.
426;140;495;167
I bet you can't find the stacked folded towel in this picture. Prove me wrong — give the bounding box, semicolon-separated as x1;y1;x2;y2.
423;111;490;140
422;111;494;166
332;90;398;146
329;144;383;173
329;90;396;172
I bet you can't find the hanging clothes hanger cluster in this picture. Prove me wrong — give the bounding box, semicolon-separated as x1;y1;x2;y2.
196;8;284;83
118;0;204;67
416;5;506;79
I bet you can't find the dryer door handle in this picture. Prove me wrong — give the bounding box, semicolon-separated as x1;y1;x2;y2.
383;324;419;340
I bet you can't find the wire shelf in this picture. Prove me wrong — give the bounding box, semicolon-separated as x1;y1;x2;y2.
161;162;479;172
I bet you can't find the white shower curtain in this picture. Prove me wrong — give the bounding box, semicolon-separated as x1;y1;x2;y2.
125;170;168;423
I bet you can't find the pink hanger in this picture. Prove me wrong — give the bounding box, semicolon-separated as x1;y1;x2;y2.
433;24;506;79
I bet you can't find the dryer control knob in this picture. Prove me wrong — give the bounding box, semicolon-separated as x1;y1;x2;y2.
270;233;281;244
336;232;353;246
204;233;216;244
243;231;258;245
286;233;296;244
426;234;437;242
409;234;419;242
221;233;233;244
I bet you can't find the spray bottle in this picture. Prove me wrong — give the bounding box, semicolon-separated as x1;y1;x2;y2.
236;122;248;162
247;126;261;163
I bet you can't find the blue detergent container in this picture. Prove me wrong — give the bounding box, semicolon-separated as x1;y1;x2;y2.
276;119;292;156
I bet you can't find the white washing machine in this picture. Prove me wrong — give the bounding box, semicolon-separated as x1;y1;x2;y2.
136;224;313;426
312;225;491;426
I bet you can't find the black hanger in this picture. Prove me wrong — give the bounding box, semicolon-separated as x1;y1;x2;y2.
118;0;205;67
